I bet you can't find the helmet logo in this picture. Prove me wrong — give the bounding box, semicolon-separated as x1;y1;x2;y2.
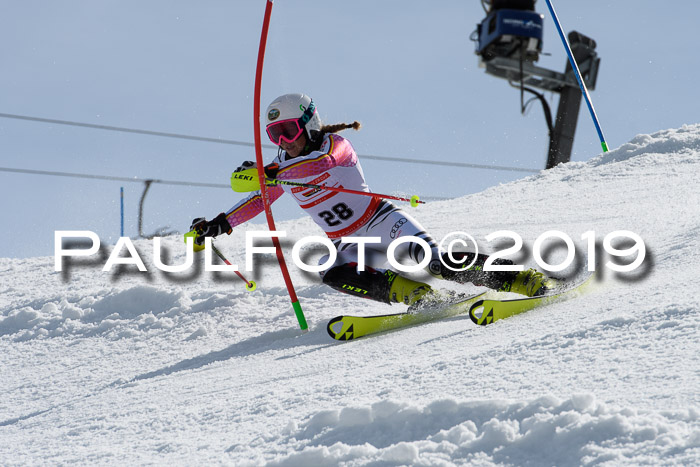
268;108;280;121
299;101;315;124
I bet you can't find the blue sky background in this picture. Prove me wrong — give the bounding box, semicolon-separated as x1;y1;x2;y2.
1;1;697;258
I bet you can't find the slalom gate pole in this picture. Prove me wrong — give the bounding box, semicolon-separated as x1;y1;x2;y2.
544;0;609;153
253;0;308;332
210;242;257;292
266;178;424;207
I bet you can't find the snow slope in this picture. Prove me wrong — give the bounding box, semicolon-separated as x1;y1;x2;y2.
1;125;699;465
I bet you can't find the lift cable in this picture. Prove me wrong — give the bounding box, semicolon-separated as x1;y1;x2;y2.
0;112;540;174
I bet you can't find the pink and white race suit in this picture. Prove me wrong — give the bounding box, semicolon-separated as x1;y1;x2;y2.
224;133;441;274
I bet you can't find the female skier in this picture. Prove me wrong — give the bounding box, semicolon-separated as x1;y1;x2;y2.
190;93;551;307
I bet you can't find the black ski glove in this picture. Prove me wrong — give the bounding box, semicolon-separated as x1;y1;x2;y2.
234;160;256;173
233;160;278;179
264;162;280;179
189;213;232;246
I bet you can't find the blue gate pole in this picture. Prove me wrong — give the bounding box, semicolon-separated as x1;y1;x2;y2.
120;187;124;237
544;0;609;152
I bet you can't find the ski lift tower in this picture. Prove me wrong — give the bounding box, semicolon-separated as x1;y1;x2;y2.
473;0;601;169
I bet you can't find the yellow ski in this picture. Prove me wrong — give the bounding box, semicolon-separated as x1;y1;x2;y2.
469;273;596;325
327;292;487;341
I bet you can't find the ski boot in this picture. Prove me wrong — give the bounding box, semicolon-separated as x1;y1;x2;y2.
386;271;432;305
499;269;553;297
436;252;554;297
322;263;432;305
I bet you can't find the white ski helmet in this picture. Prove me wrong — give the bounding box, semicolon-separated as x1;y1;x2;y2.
265;93;322;144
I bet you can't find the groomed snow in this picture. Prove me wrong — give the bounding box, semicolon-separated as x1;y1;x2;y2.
1;125;699;465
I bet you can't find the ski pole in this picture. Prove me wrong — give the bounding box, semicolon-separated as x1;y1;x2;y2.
266;178;424;207
211;242;257;292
